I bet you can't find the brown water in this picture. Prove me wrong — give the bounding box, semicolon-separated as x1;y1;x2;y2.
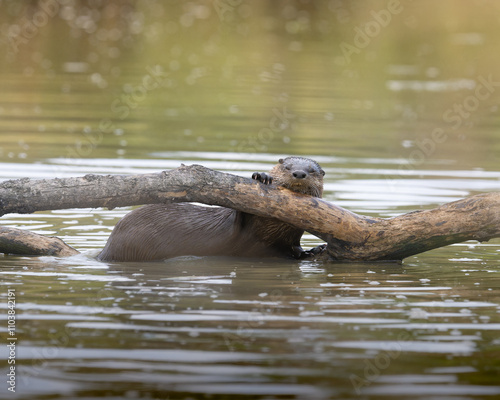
1;1;500;399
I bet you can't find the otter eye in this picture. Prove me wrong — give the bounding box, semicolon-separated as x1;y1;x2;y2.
307;167;314;173
285;165;291;170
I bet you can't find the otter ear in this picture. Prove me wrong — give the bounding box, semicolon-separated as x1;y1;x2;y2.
320;169;325;176
279;158;284;164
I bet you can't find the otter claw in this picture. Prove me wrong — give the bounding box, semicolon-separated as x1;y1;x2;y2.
300;244;327;259
252;172;273;185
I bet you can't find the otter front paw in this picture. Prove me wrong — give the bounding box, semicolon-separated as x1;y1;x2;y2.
300;244;327;259
252;172;273;185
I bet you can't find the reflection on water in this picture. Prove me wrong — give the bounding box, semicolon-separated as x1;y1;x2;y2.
1;253;500;399
1;0;500;398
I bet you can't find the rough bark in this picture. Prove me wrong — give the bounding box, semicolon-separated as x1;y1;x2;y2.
0;164;499;261
0;227;79;257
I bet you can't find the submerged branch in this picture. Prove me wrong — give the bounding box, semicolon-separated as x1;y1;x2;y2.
0;227;79;257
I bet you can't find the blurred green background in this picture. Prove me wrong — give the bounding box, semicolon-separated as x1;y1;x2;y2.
1;0;499;167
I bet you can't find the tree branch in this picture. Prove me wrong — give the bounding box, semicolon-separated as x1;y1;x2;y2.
1;164;499;261
0;227;79;257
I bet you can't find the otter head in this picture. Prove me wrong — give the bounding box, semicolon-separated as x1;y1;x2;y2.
271;157;325;197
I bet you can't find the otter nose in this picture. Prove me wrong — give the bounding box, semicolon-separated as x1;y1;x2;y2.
292;170;307;179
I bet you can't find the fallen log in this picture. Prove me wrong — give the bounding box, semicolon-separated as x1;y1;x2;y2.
0;164;499;261
0;226;79;257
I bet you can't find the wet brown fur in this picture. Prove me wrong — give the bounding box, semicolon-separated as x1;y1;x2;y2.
97;157;325;262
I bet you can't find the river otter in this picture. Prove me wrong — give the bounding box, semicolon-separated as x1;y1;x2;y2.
97;157;325;262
